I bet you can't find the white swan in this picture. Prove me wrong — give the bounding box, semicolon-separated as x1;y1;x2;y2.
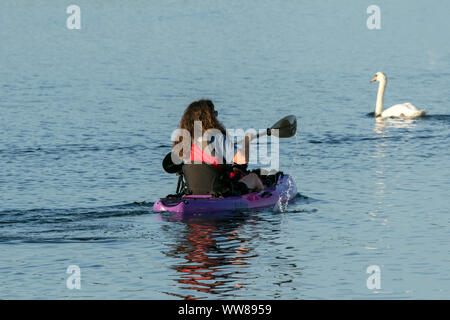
370;72;426;118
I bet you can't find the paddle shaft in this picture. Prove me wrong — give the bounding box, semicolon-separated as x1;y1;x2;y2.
235;115;297;145
235;128;271;146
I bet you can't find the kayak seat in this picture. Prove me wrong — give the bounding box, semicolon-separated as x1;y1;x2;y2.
182;163;230;196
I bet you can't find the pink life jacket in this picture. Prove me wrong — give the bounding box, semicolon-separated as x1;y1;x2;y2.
189;143;221;169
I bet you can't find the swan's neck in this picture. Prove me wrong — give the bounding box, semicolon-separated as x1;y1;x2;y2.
375;80;386;117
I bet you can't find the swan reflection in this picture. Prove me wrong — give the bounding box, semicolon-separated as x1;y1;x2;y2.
375;117;417;130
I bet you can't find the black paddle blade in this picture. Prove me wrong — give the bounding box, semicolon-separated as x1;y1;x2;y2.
162;152;183;174
270;115;297;138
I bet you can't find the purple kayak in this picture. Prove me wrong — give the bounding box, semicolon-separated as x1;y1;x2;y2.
153;174;297;214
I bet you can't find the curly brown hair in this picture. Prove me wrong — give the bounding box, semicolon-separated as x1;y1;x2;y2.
174;100;226;148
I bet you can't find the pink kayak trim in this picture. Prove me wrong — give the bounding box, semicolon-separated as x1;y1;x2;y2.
153;174;297;214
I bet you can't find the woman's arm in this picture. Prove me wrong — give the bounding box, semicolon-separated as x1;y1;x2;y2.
232;135;250;165
215;133;251;165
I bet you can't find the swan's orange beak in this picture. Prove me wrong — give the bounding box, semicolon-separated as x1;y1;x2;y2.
370;76;377;82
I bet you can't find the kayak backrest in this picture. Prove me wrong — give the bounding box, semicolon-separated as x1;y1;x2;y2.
182;163;229;196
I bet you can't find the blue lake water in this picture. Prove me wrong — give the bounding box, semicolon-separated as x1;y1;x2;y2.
1;0;449;299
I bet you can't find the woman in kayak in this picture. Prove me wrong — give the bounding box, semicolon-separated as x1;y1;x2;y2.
173;99;264;195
